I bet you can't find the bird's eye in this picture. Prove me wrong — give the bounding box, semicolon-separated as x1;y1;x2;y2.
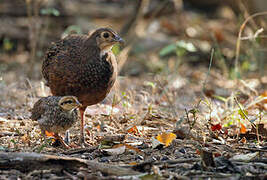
62;100;73;105
103;32;109;38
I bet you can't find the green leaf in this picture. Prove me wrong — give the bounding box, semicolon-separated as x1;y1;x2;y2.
144;81;156;89
238;109;248;120
159;41;196;57
40;8;60;16
122;101;132;108
224;120;233;127
112;44;121;55
213;95;227;102
176;41;196;52
3;38;13;51
141;174;162;180
176;47;186;57
10;139;16;144
230;68;241;79
189;108;199;115
159;44;176;57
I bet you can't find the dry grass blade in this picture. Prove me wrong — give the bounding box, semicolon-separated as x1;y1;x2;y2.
234;11;267;79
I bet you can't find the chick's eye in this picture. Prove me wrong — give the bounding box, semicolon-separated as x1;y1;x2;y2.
103;32;109;38
63;100;73;105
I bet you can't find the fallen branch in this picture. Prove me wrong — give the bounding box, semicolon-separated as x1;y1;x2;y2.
0;152;87;172
0;152;140;176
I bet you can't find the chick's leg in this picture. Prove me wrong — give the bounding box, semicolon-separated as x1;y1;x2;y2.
41;129;47;141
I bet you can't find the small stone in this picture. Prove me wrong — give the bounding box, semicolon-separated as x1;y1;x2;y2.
135;155;144;160
161;156;169;161
179;148;186;154
99;157;109;163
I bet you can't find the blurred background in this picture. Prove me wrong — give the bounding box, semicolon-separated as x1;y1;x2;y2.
1;0;267;78
0;0;266;110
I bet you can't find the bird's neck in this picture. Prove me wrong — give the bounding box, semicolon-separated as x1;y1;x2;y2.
66;109;75;117
100;46;113;58
84;38;113;59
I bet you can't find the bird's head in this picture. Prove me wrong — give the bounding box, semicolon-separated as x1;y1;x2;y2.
91;28;124;55
58;96;82;111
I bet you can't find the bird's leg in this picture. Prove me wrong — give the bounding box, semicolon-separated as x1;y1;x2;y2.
64;130;70;144
41;129;48;145
79;108;86;146
79;107;90;147
41;129;46;141
54;133;70;149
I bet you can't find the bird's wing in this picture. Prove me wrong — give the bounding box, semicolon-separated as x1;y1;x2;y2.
30;98;47;121
41;34;103;97
42;34;89;84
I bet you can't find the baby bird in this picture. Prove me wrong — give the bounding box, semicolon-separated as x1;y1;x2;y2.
42;27;124;145
31;96;81;148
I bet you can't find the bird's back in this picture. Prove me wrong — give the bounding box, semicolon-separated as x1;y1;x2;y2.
30;96;60;121
42;34;117;106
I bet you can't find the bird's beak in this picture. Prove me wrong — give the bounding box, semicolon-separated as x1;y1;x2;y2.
76;101;82;107
113;35;125;45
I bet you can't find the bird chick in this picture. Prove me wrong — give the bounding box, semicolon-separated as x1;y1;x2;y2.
31;96;81;148
42;27;124;145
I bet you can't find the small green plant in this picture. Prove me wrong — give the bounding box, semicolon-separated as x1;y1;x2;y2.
159;40;197;57
62;25;82;38
10;139;18;149
3;38;14;51
40;7;60;16
185;108;199;130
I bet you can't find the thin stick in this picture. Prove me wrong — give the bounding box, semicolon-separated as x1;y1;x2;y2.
236;147;267;152
233;97;256;129
234;11;267;79
202;48;214;92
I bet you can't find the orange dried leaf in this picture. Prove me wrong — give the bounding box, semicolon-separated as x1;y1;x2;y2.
261;91;267;103
125;144;142;154
45;131;54;137
156;132;177;147
127;126;139;135
21;134;30;144
240;123;247;134
213;28;224;42
113;144;125;148
196;149;201;155
129;162;137;165
211;124;222;131
240;137;247;144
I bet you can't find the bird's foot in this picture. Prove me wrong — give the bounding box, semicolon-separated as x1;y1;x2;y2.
79;137;90;148
54;134;71;149
59;140;71;149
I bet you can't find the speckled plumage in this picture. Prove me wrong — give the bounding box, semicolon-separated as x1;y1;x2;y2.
31;96;79;134
42;28;123;144
42;28;118;107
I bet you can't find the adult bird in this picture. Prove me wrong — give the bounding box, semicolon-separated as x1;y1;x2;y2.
42;28;124;145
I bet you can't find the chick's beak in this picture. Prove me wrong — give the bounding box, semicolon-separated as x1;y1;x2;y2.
113;35;125;45
76;101;82;107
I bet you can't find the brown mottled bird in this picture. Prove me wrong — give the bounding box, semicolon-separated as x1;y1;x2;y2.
42;28;124;145
31;96;81;148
